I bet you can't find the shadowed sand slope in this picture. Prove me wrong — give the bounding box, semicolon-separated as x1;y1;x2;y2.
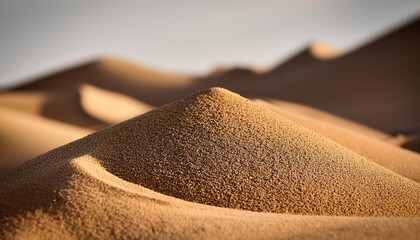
254;99;420;183
255;98;388;139
0;91;105;128
0;106;92;170
402;136;420;153
2;88;419;218
389;134;420;153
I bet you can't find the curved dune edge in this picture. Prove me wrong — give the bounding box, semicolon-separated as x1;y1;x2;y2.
1;155;420;239
0;90;106;129
254;99;420;183
79;84;153;124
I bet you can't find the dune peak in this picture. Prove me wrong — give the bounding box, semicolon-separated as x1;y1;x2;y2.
309;40;342;59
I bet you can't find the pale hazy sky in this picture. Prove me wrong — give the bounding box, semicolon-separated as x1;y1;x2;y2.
0;0;420;88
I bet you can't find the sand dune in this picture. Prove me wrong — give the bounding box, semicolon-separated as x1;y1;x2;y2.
255;99;420;183
2;88;419;215
0;86;151;130
0;57;194;130
1;16;420;239
0;84;151;167
0;83;392;172
91;88;419;216
15;57;193;106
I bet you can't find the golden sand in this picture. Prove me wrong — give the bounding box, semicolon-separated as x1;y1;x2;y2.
1;17;420;239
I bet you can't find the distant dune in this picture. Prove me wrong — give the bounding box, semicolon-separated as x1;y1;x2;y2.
198;18;420;133
15;57;193;105
5;18;420;134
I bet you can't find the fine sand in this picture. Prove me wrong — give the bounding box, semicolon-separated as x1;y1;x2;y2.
1;17;420;239
1;155;419;239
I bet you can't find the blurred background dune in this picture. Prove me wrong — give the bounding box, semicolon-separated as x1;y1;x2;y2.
1;0;420;88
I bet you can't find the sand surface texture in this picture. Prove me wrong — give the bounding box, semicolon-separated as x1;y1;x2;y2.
1;17;420;240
